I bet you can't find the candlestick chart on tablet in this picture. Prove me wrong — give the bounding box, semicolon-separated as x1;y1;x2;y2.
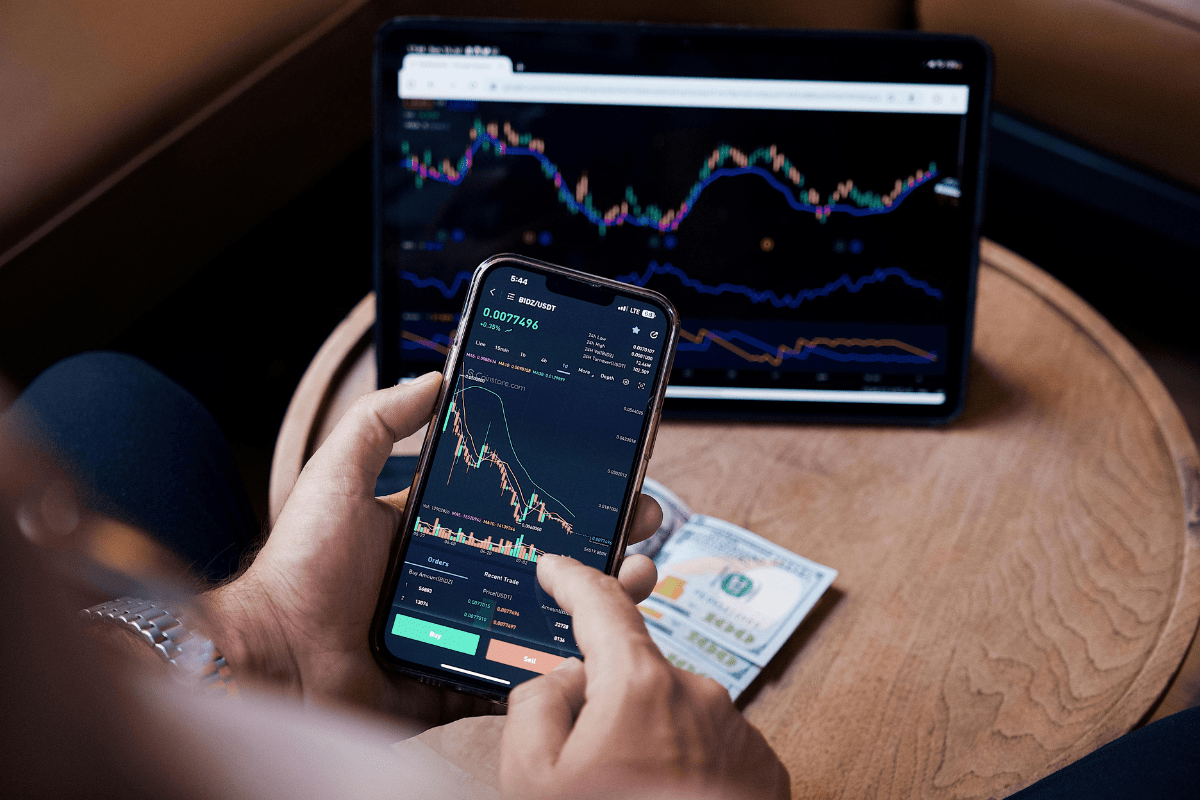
377;28;986;416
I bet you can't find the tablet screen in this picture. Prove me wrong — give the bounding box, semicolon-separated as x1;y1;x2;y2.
376;21;989;422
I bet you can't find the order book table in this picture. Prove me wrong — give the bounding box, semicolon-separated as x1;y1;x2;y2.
269;241;1200;799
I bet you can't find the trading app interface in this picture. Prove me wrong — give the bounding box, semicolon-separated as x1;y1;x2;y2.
383;264;667;690
383;32;979;410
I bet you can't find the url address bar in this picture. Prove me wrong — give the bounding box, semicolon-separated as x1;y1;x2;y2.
399;55;969;115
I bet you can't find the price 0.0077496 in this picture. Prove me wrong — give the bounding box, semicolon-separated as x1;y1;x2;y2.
482;308;539;329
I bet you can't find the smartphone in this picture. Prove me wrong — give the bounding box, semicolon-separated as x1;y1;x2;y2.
370;254;679;701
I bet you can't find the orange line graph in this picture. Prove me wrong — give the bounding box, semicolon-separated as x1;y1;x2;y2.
402;329;449;354
680;327;938;368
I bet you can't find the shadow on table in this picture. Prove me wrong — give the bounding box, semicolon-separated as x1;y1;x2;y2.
953;356;1021;429
737;585;845;709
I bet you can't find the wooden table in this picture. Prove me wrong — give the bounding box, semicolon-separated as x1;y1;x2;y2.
269;241;1200;799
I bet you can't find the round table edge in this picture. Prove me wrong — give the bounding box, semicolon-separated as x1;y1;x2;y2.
267;243;1200;772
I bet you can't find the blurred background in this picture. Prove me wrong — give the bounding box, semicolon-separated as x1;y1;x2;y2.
2;0;1197;525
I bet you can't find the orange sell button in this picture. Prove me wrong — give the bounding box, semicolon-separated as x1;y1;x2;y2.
485;639;567;675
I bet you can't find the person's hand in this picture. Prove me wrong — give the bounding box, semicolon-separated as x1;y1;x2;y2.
205;373;663;725
500;554;791;800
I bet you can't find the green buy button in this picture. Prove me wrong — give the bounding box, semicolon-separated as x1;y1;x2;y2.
392;614;480;655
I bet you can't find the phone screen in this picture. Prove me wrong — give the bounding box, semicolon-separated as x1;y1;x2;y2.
379;260;672;693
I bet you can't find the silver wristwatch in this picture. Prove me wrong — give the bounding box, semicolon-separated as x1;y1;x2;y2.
81;597;237;695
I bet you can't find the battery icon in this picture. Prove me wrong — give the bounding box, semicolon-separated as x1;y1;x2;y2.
641;309;656;319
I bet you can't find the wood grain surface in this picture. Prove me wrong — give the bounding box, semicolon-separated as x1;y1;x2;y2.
268;241;1200;799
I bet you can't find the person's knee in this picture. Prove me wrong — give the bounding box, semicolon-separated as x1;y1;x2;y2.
16;351;223;450
9;351;257;581
20;351;178;418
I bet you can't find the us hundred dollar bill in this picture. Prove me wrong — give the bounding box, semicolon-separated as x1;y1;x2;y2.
643;515;837;668
638;602;762;699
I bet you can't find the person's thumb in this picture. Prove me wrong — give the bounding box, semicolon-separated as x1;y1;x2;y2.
303;372;441;493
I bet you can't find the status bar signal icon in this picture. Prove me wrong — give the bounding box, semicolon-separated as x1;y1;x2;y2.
617;305;627;312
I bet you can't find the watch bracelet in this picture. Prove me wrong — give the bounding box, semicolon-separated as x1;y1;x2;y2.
81;597;237;696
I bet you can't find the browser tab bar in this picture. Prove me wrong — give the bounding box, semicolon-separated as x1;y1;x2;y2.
400;54;513;73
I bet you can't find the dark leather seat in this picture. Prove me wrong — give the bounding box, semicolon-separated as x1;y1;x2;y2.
3;0;1195;379
920;0;1200;190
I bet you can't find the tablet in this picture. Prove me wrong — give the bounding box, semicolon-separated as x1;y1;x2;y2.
375;19;990;423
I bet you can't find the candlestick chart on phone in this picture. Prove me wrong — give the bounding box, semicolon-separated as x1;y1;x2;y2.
415;377;614;568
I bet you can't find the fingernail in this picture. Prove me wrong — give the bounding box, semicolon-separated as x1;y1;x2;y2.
553;657;581;672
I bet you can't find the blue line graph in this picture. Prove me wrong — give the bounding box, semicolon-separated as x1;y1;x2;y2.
400;263;943;306
400;271;472;299
615;262;943;306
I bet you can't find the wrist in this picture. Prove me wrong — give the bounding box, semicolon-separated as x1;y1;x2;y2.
202;571;301;695
83;616;174;679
